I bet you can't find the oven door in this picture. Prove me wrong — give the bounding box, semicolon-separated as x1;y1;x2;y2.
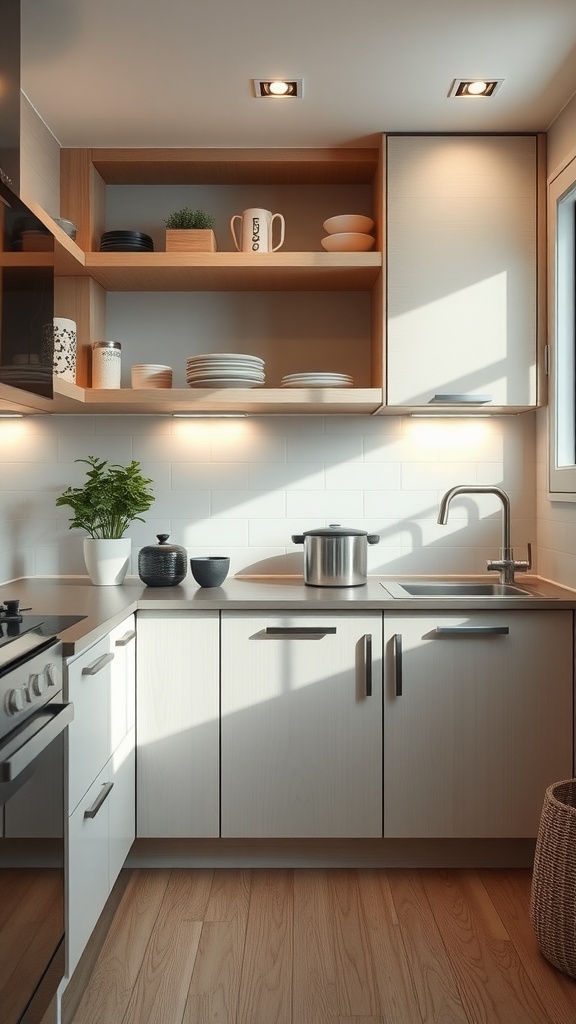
0;699;73;1024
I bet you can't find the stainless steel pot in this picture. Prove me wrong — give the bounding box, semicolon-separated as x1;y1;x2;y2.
291;523;380;587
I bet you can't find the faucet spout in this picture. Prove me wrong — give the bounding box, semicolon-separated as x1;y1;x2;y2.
436;484;530;585
437;484;512;555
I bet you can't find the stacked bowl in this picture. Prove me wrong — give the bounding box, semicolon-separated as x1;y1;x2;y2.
131;364;173;389
186;353;265;389
321;215;375;252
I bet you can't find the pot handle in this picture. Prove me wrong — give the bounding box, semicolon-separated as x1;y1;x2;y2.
291;534;304;544
367;534;380;544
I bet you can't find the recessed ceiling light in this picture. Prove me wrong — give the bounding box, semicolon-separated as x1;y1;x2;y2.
449;79;503;98
253;79;303;99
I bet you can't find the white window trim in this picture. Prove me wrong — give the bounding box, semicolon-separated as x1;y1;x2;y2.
548;154;576;499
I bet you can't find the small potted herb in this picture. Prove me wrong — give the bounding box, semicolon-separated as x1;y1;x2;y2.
56;456;155;585
164;207;217;252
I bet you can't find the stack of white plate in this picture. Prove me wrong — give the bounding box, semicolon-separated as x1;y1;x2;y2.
186;353;265;389
131;364;173;389
281;372;354;388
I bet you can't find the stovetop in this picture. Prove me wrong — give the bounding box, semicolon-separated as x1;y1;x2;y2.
0;602;86;673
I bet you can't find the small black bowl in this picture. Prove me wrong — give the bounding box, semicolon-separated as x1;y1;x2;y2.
190;556;230;588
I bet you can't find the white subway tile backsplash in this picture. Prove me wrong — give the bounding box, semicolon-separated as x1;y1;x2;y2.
286;490;364;520
211;491;286;519
0;412;542;584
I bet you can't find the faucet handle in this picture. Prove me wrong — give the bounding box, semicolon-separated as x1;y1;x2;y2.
514;542;532;574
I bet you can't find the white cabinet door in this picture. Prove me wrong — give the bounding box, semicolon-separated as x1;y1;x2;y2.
136;610;220;838
67;765;112;976
108;729;135;886
387;135;538;408
109;615;136;750
66;634;112;814
383;610;573;838
221;611;383;838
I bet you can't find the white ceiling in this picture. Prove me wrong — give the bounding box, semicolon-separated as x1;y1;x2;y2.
20;0;576;149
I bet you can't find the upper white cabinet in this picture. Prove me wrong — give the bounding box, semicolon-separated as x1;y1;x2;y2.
386;135;544;411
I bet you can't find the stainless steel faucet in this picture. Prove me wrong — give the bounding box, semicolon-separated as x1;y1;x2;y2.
437;485;531;585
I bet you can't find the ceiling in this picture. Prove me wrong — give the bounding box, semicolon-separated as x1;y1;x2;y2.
19;0;576;149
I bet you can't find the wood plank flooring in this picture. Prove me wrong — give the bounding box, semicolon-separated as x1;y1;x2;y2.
69;868;576;1024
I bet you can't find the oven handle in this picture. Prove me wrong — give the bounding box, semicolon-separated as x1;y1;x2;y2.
0;702;74;782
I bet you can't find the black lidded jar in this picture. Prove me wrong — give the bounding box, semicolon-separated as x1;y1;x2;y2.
138;534;187;587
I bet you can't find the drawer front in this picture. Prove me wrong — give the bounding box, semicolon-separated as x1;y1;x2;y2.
67;634;112;813
109;615;136;751
67;764;112;977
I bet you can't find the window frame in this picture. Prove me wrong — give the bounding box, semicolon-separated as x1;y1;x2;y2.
548;153;576;499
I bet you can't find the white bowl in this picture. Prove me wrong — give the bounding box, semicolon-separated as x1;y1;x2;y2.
321;232;375;252
323;215;374;235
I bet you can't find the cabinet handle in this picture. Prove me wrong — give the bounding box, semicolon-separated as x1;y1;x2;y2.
434;626;509;636
261;627;337;639
115;629;136;647
81;652;115;676
393;633;402;696
429;393;493;404
84;781;114;819
363;634;372;697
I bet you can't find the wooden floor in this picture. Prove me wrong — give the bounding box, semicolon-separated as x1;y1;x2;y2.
69;868;576;1024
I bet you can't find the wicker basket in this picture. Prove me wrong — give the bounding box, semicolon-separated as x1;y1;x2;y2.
531;779;576;978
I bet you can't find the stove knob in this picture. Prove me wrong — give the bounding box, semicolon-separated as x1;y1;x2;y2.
45;663;57;688
6;688;25;714
30;673;47;697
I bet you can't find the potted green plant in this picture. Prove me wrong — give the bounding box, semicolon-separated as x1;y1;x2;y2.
56;456;155;585
164;207;217;252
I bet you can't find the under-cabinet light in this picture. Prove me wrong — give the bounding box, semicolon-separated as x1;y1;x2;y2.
172;412;248;418
0;412;24;418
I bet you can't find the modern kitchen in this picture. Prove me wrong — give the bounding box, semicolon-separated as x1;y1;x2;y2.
3;2;576;1023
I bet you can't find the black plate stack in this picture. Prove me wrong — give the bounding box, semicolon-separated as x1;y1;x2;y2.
99;230;154;252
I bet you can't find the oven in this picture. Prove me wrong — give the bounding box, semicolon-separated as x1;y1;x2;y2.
0;601;83;1024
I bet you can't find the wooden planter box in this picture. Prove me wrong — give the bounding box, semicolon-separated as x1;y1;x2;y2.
165;229;217;252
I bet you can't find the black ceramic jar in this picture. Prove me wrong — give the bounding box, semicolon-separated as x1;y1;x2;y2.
138;534;187;587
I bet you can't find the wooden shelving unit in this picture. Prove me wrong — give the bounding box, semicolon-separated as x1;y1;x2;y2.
0;145;386;416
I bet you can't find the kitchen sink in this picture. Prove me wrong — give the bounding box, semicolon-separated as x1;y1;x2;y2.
382;581;549;598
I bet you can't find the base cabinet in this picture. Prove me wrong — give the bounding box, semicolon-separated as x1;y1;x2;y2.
383;610;573;838
220;611;383;838
65;614;136;978
136;610;220;838
67;730;134;976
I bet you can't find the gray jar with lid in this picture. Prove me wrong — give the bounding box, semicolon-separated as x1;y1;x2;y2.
138;534;187;587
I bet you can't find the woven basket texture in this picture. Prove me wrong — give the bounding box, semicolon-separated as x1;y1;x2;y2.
530;779;576;978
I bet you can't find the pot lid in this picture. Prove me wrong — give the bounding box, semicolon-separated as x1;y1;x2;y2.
300;523;370;538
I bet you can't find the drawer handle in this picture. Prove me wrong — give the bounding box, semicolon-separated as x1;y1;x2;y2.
393;633;402;696
115;629;136;647
434;626;510;636
429;394;493;404
82;652;114;676
261;627;337;639
363;634;372;697
84;781;114;819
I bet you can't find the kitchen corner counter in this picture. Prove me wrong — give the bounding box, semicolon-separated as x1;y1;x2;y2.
1;573;575;656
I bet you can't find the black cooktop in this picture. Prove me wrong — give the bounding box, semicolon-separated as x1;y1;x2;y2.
0;607;87;671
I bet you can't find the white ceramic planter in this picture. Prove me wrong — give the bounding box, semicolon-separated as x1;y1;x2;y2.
83;538;131;586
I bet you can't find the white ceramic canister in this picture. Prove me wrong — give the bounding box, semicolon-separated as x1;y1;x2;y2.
52;317;77;382
92;341;122;388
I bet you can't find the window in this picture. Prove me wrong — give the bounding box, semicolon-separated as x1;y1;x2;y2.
549;155;576;497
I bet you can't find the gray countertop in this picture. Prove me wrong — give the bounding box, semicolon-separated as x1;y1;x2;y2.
1;573;574;656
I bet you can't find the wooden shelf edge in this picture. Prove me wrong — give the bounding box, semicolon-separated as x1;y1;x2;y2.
44;385;384;415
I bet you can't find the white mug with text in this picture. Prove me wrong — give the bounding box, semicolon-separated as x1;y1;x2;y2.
230;208;285;252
